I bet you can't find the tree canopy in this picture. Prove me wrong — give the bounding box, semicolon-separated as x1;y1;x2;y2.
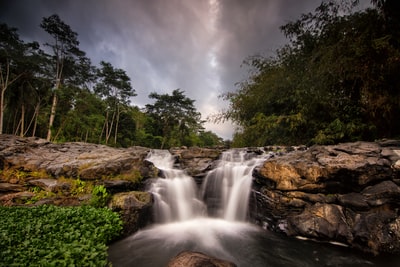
220;0;400;146
145;89;207;148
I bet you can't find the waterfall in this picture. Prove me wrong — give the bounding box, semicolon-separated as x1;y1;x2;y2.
147;149;267;223
109;149;379;267
147;150;206;223
201;150;267;221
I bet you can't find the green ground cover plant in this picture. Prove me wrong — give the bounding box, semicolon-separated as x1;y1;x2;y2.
0;205;122;267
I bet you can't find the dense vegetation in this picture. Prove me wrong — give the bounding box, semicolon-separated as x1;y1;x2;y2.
219;0;400;146
0;15;223;148
0;205;122;266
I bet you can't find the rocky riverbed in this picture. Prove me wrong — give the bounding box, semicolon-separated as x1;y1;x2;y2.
1;134;400;255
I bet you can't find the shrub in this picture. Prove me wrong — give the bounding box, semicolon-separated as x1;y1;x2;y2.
90;185;110;208
0;205;122;266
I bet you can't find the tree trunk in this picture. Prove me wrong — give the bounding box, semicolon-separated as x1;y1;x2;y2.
0;62;23;134
114;104;120;145
105;110;116;145
46;92;57;141
0;88;5;135
19;103;25;137
32;103;39;137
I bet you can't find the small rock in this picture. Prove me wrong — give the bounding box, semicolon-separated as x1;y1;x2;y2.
167;251;237;267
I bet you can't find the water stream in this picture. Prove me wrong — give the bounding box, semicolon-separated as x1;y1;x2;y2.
108;149;399;267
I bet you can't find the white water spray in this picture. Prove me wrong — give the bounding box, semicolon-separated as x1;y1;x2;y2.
147;149;267;222
147;150;206;223
201;150;267;221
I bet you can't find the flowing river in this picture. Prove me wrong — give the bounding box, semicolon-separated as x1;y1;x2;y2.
108;149;399;267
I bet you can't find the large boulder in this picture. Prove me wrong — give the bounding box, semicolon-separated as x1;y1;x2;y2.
108;191;153;237
170;146;222;178
0;134;152;180
250;140;400;254
166;251;237;267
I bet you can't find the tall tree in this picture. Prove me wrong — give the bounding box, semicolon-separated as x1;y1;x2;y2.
95;61;135;145
221;0;400;146
40;14;86;141
0;24;44;135
0;24;30;134
145;89;203;148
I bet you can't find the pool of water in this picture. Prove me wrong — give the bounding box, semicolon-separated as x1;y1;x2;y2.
108;218;400;267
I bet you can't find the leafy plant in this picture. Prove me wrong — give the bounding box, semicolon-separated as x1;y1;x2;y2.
69;178;93;196
0;205;122;266
90;185;110;208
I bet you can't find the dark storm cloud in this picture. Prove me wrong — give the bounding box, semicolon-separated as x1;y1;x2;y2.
0;0;338;139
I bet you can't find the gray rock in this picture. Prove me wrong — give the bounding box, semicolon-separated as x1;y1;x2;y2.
0;135;151;180
167;251;237;267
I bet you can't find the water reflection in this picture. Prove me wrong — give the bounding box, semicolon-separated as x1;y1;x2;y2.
108;218;400;267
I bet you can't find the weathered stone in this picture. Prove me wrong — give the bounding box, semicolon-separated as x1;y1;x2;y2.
0;135;151;180
170;146;223;176
352;211;400;254
257;141;398;194
108;191;153;237
167;251;237;267
361;181;400;206
0;182;25;192
287;203;353;243
337;193;369;210
99;180;137;194
0;191;35;206
252;140;400;254
28;178;70;193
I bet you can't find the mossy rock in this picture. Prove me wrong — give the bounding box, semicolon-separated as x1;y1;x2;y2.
108;191;153;236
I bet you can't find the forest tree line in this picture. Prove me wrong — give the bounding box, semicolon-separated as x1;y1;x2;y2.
0;14;224;148
2;0;399;148
218;0;400;146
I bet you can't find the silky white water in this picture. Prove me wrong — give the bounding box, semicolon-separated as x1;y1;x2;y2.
147;149;265;223
108;149;394;267
147;149;206;222
201;150;267;221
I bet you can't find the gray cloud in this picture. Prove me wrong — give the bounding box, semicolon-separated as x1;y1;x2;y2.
1;0;340;139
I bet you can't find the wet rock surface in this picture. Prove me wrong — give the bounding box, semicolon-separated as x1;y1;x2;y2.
108;191;153;237
250;140;400;254
166;251;237;267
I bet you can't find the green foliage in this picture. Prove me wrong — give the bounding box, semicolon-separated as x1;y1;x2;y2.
0;205;122;267
70;178;92;196
222;0;400;146
145;89;206;148
90;185;110;208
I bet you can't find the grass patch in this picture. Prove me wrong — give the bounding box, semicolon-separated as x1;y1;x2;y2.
105;169;143;184
0;205;122;266
0;169;49;184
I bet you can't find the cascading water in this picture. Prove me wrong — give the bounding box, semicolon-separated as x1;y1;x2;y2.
147;149;206;222
108;149;387;267
148;149;264;223
201;150;267;221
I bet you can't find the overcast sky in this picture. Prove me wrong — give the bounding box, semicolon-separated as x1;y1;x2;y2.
0;0;369;139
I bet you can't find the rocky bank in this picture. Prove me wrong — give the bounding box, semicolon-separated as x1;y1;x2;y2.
1;134;400;255
250;140;400;255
